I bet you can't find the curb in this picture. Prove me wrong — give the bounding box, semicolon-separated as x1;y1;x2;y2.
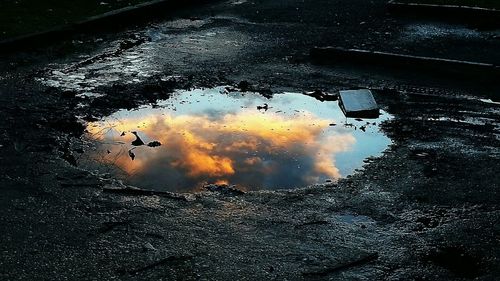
310;47;499;80
0;0;216;53
387;1;500;28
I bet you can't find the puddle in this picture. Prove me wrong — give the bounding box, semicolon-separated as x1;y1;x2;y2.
160;18;209;29
82;87;392;192
38;15;260;97
40;43;162;94
229;0;248;5
41;24;250;95
338;214;375;225
403;23;483;40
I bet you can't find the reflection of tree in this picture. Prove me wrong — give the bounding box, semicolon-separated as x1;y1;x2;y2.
82;124;139;183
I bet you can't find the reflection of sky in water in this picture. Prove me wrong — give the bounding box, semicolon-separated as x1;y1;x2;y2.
404;23;483;40
39;20;248;96
39;44;162;95
84;87;392;192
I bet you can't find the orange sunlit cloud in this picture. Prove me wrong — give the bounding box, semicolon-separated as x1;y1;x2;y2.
87;109;356;188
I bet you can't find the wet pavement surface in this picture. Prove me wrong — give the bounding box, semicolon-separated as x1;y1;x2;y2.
0;0;499;280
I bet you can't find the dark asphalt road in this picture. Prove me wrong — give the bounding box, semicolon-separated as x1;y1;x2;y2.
0;0;499;280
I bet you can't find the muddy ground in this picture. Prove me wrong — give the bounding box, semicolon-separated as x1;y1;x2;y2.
0;0;153;40
0;0;499;280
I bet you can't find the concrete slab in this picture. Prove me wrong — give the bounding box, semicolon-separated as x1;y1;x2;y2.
339;89;379;118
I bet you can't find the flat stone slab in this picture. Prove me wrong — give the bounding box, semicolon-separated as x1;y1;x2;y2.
310;47;498;80
338;89;379;119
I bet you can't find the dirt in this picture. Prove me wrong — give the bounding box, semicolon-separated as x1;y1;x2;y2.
0;0;155;39
0;0;499;280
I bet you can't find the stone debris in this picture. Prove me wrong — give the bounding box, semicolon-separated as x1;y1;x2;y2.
339;89;379;118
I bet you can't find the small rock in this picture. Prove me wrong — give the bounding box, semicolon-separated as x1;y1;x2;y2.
128;149;136;160
131;132;145;146
143;242;157;251
238;80;251;91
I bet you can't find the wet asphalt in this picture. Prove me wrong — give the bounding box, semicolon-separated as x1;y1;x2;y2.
0;0;499;280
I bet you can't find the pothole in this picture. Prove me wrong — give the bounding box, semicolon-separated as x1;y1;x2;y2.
81;86;392;192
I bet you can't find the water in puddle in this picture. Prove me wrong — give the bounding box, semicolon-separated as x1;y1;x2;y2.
338;214;375;225
83;87;392;192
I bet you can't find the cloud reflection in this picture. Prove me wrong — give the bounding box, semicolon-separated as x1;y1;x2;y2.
87;107;356;191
